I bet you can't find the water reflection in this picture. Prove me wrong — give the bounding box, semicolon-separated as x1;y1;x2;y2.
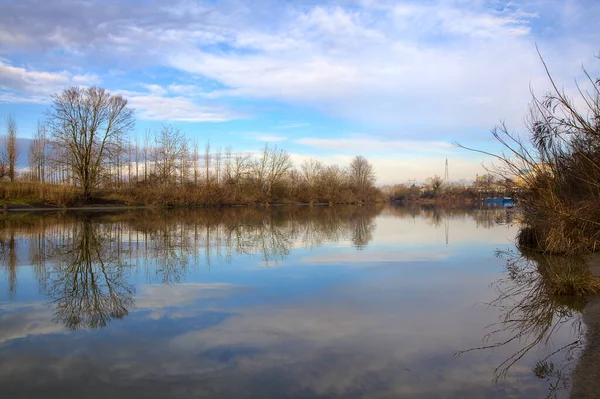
0;205;546;398
47;217;135;330
0;230;17;298
0;204;514;331
2;206;387;328
459;249;600;398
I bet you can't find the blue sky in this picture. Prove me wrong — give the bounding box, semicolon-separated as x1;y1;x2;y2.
0;0;599;184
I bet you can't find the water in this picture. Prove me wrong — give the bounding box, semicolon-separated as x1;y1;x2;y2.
0;205;593;398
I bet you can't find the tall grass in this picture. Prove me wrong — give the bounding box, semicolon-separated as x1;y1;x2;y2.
0;179;385;208
459;52;600;255
0;182;77;207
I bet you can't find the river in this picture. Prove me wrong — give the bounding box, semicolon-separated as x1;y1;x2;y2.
0;204;595;398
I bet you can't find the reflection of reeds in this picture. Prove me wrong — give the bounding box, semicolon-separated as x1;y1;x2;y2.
457;249;590;396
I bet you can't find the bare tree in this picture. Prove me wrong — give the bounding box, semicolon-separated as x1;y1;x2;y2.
193;141;199;185
427;175;444;197
232;152;250;186
47;87;135;198
348;155;375;194
320;164;346;202
153;125;186;185
144;129;150;181
180;139;189;185
204;140;211;185
4;114;18;182
29;120;47;182
253;144;293;202
301;158;322;203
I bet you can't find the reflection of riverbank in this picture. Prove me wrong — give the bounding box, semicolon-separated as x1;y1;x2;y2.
1;205;385;329
458;248;600;398
570;296;600;399
0;205;552;398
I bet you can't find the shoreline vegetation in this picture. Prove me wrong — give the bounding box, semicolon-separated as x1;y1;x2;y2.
456;51;600;297
0;86;514;211
460;52;600;257
0;181;507;211
1;87;385;209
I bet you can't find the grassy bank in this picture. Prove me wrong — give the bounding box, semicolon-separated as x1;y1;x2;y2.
0;181;385;209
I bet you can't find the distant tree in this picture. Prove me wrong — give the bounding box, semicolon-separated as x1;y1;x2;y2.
348;155;375;194
153;125;186;185
320;164;347;202
29;120;48;183
428;175;444;197
47;87;135;199
253;144;293;202
301;158;323;202
4;114;18;182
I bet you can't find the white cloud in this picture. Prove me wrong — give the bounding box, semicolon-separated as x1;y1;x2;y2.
0;0;599;135
163;0;599;130
116;85;241;122
0;60;101;103
127;94;238;122
256;135;286;142
296;137;453;153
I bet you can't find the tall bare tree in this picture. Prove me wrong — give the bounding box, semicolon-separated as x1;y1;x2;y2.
301;157;323;202
4;114;18;182
153;125;186;185
253;144;293;202
204;140;211;185
29;120;47;182
348;155;375;194
47;87;134;198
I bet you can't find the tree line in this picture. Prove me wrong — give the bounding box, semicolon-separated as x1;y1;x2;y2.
1;87;383;206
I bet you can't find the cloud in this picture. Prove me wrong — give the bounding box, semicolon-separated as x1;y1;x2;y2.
296;137;453;153
256;135;286;142
275;122;310;129
162;0;599;129
0;60;101;103
0;0;599;137
126;92;239;122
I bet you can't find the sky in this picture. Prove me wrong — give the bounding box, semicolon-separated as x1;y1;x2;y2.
0;0;599;184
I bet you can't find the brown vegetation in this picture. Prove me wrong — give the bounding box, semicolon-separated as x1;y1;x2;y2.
459;51;600;255
457;248;595;396
0;86;384;207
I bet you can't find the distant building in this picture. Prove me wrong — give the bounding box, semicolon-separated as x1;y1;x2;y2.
514;164;553;188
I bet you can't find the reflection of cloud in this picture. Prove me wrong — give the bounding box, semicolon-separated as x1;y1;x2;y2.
0;304;64;344
301;248;452;264
0;269;564;397
137;283;242;309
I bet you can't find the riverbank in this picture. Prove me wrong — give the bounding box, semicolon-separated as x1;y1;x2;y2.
0;198;385;212
0;181;386;211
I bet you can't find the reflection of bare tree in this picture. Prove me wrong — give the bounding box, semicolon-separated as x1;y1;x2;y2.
1;205;384;326
350;211;375;250
47;217;135;329
0;231;18;298
457;250;591;398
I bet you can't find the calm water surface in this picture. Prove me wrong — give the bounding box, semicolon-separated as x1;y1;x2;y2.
0;205;596;398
